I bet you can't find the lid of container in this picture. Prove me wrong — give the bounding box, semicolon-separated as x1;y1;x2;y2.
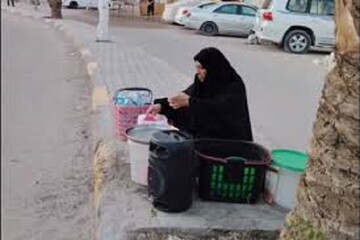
152;130;191;143
126;125;170;144
271;149;309;172
137;113;168;126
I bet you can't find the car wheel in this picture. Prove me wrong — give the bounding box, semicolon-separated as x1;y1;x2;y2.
284;30;311;54
200;22;218;36
69;1;78;9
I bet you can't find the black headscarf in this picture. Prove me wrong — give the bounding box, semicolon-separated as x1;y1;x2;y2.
193;47;243;98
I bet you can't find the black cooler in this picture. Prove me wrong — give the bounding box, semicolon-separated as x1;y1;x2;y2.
148;130;194;212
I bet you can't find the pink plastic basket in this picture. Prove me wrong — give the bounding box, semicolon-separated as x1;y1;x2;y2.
113;105;149;140
112;88;152;140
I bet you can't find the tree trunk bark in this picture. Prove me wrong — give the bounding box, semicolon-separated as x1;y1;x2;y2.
47;0;62;19
280;0;360;239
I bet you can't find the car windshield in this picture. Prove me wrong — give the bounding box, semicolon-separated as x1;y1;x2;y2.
199;2;216;9
172;0;201;7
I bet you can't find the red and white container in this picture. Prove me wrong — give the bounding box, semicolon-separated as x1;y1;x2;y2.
137;113;169;126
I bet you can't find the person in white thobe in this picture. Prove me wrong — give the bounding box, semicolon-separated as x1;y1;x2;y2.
96;0;110;41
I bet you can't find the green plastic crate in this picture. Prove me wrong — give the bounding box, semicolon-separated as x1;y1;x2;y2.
195;140;270;203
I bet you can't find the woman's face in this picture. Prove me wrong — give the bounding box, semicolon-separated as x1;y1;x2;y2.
195;61;207;82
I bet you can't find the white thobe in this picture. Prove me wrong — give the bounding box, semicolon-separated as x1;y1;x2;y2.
96;0;110;41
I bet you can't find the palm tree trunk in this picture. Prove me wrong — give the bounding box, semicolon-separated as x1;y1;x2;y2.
47;0;62;18
279;0;360;239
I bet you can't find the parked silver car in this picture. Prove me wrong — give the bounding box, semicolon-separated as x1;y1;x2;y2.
174;1;217;25
162;0;212;24
184;2;258;36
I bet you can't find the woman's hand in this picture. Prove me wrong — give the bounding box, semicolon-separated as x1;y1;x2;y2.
146;103;162;114
168;93;190;109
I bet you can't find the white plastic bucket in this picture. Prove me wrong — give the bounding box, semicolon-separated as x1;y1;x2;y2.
126;125;170;185
266;166;302;209
265;149;308;210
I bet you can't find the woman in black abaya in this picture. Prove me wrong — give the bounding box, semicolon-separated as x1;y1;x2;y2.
147;47;253;141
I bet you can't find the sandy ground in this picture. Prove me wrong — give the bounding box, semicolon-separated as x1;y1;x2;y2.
1;11;95;240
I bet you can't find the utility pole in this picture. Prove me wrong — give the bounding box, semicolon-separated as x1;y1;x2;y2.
96;0;111;42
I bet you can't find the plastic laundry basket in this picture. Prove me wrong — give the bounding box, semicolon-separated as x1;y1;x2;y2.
113;88;152;140
195;139;271;204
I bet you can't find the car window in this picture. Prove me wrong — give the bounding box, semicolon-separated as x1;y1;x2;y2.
310;0;334;15
240;6;257;16
199;2;216;9
214;4;238;14
286;0;309;13
188;1;201;6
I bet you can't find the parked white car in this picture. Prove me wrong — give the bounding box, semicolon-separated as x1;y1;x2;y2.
174;1;217;25
184;2;258;36
62;0;95;8
253;0;335;53
62;0;116;9
162;0;214;23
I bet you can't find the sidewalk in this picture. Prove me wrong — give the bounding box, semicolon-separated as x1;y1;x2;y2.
1;3;287;239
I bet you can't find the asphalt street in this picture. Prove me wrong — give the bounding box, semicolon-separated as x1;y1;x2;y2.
64;7;327;150
1;11;94;240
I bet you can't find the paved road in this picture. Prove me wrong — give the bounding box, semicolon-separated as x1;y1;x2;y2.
7;4;327;151
1;11;94;240
62;7;328;150
111;26;328;151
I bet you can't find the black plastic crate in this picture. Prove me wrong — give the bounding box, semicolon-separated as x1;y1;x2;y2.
195;139;271;204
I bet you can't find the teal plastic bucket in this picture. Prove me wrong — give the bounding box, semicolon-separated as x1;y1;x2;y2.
271;149;308;172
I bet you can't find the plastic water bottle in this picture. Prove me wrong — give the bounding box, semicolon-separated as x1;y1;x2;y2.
133;93;140;106
116;96;126;105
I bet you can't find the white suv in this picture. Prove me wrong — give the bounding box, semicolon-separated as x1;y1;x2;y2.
253;0;335;54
